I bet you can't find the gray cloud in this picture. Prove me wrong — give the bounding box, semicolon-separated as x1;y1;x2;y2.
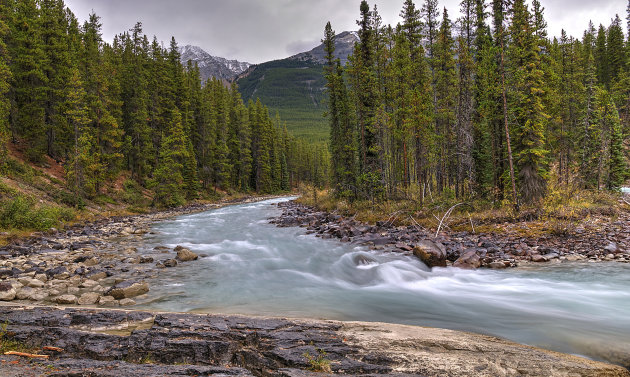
64;0;626;64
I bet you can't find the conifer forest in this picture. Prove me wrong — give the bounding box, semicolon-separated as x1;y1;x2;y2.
324;0;630;208
0;0;328;209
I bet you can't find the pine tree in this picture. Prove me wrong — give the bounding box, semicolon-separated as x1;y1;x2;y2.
595;24;609;88
607;15;626;85
0;5;11;168
509;0;548;204
434;8;457;193
10;0;48;162
151;109;187;208
65;68;99;200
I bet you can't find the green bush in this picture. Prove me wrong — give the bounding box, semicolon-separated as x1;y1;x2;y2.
0;195;75;231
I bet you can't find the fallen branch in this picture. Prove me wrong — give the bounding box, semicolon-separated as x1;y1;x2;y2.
622;197;630;206
468;212;475;234
436;203;466;237
408;215;426;231
4;351;49;359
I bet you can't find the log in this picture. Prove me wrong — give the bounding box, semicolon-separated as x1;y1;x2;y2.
4;351;49;359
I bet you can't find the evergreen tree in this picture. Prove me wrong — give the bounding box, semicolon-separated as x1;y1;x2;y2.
0;5;11;167
509;0;548;204
151;109;187;208
10;0;47;162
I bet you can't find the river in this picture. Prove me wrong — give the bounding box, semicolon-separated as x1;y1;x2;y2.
133;197;630;366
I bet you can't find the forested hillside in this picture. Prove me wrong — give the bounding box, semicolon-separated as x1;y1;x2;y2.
0;0;328;224
324;0;630;208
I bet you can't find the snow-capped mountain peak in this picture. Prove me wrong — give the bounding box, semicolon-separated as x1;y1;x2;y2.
179;45;251;82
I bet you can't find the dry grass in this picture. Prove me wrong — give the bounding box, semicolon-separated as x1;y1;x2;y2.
296;181;625;238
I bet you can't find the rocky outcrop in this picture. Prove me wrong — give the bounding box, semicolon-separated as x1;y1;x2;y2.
0;305;626;377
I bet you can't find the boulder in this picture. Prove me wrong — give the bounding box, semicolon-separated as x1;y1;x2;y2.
56;294;77;305
0;282;16;301
139;256;154;264
453;249;481;269
16;287;36;300
78;292;100;305
108;281;149;299
413;241;447;268
176;248;199;262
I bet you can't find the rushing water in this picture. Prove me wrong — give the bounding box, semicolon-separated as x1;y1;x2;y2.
135;197;630;366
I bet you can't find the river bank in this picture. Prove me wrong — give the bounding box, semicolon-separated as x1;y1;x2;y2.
0;305;628;377
270;200;630;269
0;195;285;308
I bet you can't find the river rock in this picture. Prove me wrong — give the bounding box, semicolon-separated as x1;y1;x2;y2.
108;281;149;299
98;295;118;307
488;261;508;269
453;249;481;269
139;256;154;264
163;259;178;267
604;243;619;254
531;254;547;262
79;279;98;289
56;294;78;304
119;298;136;306
16;287;36;300
176;247;198;262
78;292;100;305
0;282;16;301
413;240;447;268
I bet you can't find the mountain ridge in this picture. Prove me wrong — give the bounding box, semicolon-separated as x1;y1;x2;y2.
179;45;251;82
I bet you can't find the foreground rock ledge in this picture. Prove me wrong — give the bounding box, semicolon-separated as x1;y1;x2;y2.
0;305;627;377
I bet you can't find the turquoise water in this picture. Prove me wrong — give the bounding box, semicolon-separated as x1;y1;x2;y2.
135;197;630;366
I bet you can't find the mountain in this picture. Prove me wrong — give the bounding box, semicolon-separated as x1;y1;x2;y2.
289;31;359;66
236;31;359;143
179;45;251;82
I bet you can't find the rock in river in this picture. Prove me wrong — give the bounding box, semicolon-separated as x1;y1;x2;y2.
107;281;149;299
413;240;447;268
453;249;482;269
176;247;198;262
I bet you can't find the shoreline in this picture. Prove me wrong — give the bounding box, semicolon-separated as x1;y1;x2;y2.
0;304;628;376
270;200;630;269
0;195;291;308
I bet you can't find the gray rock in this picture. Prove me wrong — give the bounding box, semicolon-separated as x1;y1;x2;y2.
604;243;619;254
56;294;78;305
488;261;508;269
78;292;100;305
0;282;16;301
98;295;118;307
413;240;447;268
108;281;149;299
119;298;136;306
175;248;199;262
453;249;481;269
163;259;178;268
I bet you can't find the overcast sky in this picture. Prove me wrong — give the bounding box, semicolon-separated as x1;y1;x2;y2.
64;0;626;64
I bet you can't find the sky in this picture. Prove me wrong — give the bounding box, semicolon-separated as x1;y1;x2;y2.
64;0;627;64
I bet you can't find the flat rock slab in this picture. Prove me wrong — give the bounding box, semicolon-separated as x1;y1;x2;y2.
0;305;627;377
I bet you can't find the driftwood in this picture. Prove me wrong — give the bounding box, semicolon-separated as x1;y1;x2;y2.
43;346;64;352
4;351;49;359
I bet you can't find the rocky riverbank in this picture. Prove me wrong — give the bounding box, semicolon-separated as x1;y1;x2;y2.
0;305;628;377
0;196;283;307
270;201;630;269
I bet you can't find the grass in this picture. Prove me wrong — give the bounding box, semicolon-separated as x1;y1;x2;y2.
296;179;623;238
303;348;332;373
0;195;75;231
0;321;34;354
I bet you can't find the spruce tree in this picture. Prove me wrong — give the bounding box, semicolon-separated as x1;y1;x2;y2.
151;109;187;208
509;0;548;204
0;6;11;168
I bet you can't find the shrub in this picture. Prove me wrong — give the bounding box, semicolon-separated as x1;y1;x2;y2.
0;195;75;231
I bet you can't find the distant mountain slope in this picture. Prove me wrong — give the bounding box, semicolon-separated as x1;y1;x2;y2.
179;45;251;82
237;32;358;143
